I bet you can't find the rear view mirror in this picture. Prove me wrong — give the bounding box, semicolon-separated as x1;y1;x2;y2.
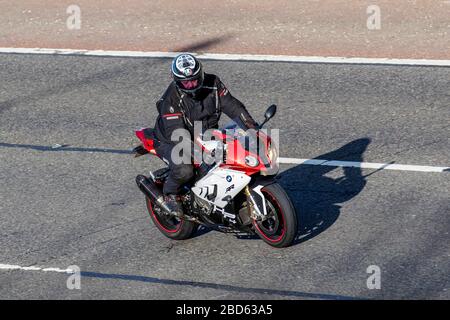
264;104;277;121
259;104;277;129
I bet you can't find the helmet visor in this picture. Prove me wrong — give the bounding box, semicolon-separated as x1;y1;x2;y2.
180;79;199;90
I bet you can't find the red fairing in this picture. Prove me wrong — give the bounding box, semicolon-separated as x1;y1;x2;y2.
135;128;273;174
135;128;157;155
219;130;272;175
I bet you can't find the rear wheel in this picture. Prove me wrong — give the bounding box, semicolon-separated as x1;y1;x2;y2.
252;183;297;248
145;197;197;240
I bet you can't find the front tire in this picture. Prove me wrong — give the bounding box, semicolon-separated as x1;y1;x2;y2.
252;183;297;248
145;197;197;240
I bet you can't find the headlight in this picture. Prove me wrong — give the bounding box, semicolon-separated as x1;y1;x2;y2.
245;155;259;167
267;142;278;163
262;141;279;175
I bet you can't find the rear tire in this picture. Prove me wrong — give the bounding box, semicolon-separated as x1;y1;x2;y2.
252;183;297;248
145;197;197;240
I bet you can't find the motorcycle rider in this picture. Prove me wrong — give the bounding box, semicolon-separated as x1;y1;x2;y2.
153;53;258;217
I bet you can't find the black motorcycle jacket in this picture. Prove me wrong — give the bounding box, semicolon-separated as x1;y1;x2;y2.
154;73;257;145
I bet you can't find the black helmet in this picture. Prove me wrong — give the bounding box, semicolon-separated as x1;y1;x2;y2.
171;53;204;93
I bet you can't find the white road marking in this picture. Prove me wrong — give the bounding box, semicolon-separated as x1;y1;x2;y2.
0;263;75;274
0;46;447;174
0;141;447;173
278;158;449;173
1;47;450;66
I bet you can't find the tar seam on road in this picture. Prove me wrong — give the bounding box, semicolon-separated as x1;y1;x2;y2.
1;47;450;67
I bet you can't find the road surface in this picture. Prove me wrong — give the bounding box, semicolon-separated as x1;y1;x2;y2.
0;53;449;299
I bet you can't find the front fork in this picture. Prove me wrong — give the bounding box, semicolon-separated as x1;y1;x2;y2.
244;186;259;220
244;181;273;222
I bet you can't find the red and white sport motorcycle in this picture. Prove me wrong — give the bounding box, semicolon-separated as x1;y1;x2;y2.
133;105;297;247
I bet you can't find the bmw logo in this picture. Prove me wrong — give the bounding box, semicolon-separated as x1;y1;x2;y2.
226;175;232;182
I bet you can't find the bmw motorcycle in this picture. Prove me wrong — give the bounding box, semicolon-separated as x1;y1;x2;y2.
133;105;297;248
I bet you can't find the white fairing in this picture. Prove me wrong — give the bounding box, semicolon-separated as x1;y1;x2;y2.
192;167;251;208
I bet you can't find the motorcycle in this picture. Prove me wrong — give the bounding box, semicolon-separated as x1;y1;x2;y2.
133;105;298;248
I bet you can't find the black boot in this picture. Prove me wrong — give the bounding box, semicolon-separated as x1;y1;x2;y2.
164;194;184;218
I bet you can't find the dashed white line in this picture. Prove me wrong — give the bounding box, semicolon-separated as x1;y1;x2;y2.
0;264;75;274
1;47;450;66
278;158;449;173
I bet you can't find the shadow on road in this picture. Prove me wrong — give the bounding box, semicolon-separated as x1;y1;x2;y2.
79;270;364;300
0;142;133;155
172;34;235;53
277;138;371;245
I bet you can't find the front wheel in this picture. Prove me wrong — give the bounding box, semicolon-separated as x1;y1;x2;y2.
252;183;298;248
145;197;197;240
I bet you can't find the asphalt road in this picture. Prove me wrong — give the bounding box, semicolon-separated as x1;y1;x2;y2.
0;54;449;299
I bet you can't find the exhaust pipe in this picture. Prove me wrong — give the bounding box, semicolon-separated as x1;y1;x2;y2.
135;175;172;215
